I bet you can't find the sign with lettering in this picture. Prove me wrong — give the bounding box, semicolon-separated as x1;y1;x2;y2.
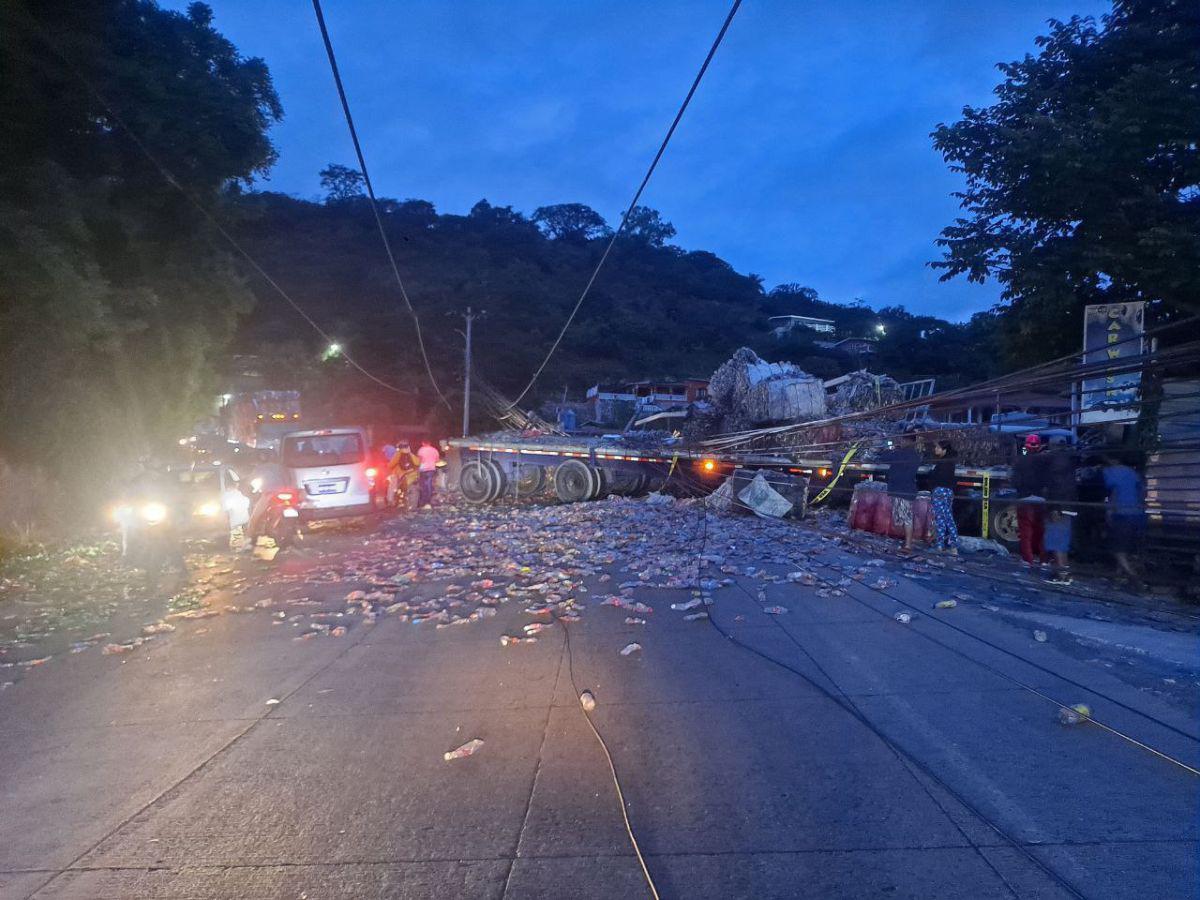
1079;302;1145;424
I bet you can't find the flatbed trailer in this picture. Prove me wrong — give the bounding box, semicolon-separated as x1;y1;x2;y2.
445;435;1019;545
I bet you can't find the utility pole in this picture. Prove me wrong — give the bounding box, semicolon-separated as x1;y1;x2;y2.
461;307;479;437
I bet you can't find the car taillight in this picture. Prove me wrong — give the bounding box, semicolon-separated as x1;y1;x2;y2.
275;491;295;503
365;467;378;479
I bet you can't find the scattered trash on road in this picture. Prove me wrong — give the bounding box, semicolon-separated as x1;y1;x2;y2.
265;698;281;706
762;606;788;615
894;612;912;624
1058;703;1091;726
620;642;642;656
683;611;709;622
1034;630;1048;642
579;690;596;711
444;738;485;761
500;634;537;646
671;598;702;611
934;599;957;610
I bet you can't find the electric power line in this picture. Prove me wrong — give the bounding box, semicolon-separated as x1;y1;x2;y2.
17;11;413;398
310;0;452;409
506;0;745;408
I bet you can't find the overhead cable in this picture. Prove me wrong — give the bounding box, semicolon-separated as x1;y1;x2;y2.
18;11;413;397
507;0;745;408
311;0;452;408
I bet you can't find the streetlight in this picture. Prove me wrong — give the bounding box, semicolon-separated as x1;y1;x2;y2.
322;342;342;362
875;323;886;336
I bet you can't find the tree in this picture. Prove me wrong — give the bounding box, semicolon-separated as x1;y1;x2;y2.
621;206;677;246
931;0;1200;362
0;0;282;501
319;163;365;202
531;203;611;241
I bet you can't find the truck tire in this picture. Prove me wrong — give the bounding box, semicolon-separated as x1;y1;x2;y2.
514;465;546;496
481;459;508;502
459;461;493;504
588;466;610;500
554;459;597;503
989;505;1020;550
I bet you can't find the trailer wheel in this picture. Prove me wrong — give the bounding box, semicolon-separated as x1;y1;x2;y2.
459;461;494;504
606;472;639;496
589;467;610;500
514;465;546;496
554;459;597;503
989;505;1020;549
481;459;508;502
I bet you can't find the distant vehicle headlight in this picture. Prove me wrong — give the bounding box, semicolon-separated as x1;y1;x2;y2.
141;502;169;524
111;504;133;523
195;500;221;517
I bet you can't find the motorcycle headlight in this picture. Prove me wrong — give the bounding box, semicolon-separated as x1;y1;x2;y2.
141;502;169;524
196;500;221;517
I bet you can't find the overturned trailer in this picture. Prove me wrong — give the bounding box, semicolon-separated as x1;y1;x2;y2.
444;433;1018;545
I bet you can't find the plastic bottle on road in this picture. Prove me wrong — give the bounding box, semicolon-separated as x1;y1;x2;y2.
444;739;485;761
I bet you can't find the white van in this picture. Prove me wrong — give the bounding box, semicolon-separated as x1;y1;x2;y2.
280;428;376;520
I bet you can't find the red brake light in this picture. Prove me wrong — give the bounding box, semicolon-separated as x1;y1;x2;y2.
365;467;378;478
276;491;294;502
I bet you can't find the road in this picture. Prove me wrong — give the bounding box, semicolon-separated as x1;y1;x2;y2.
1;497;1197;899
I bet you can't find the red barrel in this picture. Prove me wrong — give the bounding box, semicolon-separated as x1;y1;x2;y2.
850;482;881;531
872;491;895;536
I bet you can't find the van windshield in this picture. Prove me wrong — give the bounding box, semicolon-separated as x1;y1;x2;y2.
282;433;364;468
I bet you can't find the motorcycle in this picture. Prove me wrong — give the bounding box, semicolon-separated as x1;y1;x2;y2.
260;489;302;548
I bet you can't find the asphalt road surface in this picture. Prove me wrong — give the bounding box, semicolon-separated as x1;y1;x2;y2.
1;499;1197;899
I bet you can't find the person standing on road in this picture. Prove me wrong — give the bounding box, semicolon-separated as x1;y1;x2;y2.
415;439;440;509
928;439;959;554
1042;438;1079;585
1012;434;1049;571
881;432;921;551
1101;453;1147;591
243;451;292;551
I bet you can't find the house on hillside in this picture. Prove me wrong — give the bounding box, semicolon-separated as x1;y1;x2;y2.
768;315;836;337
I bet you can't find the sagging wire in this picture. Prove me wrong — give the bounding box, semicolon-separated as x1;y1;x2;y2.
311;0;452;409
16;12;414;398
557;616;662;900
676;466;1200;769
681;490;1068;900
507;0;744;408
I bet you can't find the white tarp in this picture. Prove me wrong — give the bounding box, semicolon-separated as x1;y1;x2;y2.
737;472;793;519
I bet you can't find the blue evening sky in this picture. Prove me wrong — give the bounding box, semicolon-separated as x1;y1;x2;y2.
175;0;1108;321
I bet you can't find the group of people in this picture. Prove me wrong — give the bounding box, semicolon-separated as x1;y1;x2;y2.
880;433;962;555
880;431;1148;589
378;438;441;511
1013;434;1146;589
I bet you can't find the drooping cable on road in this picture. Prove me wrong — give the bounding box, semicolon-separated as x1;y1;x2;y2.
311;0;452;409
682;496;1080;899
674;465;1200;775
16;12;413;398
507;0;744;408
557;618;661;900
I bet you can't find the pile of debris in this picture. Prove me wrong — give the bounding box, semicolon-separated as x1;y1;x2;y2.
825;370;904;416
705;348;826;434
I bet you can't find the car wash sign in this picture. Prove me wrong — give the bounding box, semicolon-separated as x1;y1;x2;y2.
1079;302;1146;424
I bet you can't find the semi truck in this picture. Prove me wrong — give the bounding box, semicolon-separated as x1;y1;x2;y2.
220;391;302;449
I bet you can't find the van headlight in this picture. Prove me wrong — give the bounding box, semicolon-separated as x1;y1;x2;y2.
195;500;221;517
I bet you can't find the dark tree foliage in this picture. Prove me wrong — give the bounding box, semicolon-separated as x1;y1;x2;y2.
621;206;677;247
319;163;365;202
531;203;612;242
0;0;281;487
932;0;1200;363
231;190;997;420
